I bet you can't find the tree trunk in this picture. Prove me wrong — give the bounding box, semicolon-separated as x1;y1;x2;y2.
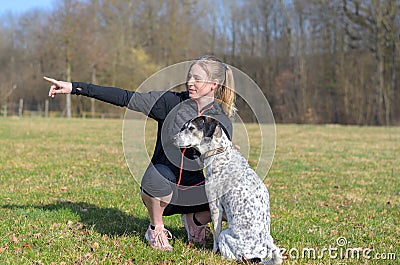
91;64;96;118
66;49;72;119
375;1;385;125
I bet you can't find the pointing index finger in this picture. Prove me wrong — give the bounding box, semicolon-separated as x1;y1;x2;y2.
43;76;61;86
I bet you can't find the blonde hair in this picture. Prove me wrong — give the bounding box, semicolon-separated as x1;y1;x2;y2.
191;55;236;117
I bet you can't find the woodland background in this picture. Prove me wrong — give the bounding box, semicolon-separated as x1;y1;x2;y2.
0;0;399;125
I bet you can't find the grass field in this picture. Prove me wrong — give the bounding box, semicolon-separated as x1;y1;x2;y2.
0;117;398;264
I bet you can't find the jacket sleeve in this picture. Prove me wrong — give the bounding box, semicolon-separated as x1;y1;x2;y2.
127;90;173;120
72;82;133;107
71;82;173;120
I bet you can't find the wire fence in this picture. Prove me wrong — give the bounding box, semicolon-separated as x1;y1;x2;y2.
1;99;126;119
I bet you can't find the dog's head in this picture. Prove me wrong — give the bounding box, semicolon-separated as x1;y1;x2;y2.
173;116;224;154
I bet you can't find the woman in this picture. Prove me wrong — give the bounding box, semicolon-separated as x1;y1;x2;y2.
44;55;236;251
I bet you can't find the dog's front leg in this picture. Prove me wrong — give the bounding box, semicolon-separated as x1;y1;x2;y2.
209;199;223;253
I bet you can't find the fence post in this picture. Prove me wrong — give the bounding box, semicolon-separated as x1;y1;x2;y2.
91;98;95;119
45;100;49;118
19;98;24;117
2;104;7;117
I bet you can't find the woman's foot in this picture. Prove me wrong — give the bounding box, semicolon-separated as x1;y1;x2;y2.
145;224;173;251
181;213;209;245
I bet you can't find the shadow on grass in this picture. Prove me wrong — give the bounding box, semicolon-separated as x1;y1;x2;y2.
2;200;184;241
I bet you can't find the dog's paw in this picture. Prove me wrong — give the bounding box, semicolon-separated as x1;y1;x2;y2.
260;252;283;265
212;244;220;254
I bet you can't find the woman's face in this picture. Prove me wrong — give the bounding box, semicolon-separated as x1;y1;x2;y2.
186;64;216;100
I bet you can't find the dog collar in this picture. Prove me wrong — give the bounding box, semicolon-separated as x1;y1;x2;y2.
201;146;230;160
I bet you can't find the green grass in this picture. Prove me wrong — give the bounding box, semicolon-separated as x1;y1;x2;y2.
0;118;398;264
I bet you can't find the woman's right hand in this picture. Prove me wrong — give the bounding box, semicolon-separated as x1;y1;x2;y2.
44;76;73;98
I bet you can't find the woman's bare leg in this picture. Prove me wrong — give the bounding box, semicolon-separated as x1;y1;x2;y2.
141;191;172;226
193;211;211;225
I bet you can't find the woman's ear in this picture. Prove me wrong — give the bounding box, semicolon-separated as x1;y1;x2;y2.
211;79;219;91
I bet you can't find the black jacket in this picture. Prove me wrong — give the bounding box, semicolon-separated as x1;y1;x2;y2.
71;82;232;176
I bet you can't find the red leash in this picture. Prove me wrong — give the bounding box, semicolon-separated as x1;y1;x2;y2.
177;148;186;186
177;148;205;190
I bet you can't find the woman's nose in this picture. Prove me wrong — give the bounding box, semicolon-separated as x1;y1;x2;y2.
187;77;195;85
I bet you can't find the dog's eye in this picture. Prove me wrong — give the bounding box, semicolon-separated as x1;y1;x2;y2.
188;126;195;132
180;123;189;132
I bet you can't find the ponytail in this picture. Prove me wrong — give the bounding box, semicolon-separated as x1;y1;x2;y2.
216;65;236;117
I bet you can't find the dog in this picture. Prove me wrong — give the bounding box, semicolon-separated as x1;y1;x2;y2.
173;116;282;264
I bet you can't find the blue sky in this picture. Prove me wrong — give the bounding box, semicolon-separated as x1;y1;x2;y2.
0;0;54;15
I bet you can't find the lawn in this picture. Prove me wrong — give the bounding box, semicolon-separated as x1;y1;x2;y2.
0;117;398;264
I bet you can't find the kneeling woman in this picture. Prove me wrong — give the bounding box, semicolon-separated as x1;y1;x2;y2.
44;55;236;250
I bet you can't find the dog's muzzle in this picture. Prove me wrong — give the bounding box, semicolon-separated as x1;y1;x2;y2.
172;134;192;148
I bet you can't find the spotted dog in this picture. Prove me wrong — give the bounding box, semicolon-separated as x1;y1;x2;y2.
173;116;282;264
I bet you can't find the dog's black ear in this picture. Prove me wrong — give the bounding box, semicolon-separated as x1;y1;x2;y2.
192;116;205;129
203;116;220;138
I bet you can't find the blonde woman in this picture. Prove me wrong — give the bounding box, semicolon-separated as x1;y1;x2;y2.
44;55;236;251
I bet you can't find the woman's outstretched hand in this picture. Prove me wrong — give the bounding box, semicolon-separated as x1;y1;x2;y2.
44;76;73;98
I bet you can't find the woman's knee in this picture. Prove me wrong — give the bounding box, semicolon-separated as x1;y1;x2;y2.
141;164;176;198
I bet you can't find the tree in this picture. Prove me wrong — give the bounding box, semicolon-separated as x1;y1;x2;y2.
343;0;399;125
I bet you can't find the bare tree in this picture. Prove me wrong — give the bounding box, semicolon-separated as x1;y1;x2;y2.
343;0;399;125
51;0;84;118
